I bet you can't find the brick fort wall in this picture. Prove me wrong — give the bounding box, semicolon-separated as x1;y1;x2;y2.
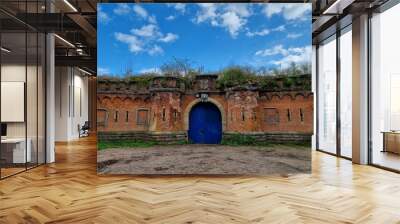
97;75;313;143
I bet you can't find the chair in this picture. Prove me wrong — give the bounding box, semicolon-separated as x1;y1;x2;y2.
79;121;90;138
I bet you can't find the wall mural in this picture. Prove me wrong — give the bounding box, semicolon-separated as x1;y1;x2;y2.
97;3;313;175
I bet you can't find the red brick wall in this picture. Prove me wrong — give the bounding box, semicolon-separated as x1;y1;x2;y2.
97;95;152;132
258;93;314;133
97;91;313;134
226;91;259;132
150;92;183;132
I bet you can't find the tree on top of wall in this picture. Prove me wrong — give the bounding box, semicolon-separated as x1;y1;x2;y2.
159;57;204;88
160;57;203;77
216;66;258;89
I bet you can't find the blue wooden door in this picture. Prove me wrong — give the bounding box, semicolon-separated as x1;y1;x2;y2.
189;102;222;144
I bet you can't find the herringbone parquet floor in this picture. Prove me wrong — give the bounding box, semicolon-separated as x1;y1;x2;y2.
1;136;400;224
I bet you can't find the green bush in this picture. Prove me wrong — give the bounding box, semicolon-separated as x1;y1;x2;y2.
182;70;199;89
222;134;311;147
259;78;280;90
282;76;295;88
221;134;257;146
216;66;257;89
98;65;312;91
98;140;157;150
98;139;189;150
126;74;155;88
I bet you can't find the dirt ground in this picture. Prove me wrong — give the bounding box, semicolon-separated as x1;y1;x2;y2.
97;145;311;175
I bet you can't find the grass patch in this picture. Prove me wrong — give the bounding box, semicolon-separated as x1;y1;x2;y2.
221;134;262;146
98;136;311;150
98;140;157;150
282;141;312;148
98;139;188;150
221;134;311;148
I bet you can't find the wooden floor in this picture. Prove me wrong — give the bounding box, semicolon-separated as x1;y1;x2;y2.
372;150;400;171
1;136;400;224
1;167;26;178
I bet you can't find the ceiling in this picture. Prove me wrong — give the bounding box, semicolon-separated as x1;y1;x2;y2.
311;0;390;43
1;0;97;74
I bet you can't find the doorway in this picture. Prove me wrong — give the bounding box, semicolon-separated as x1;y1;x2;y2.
188;102;222;144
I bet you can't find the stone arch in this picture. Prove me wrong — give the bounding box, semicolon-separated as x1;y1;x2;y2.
295;93;306;101
99;96;111;106
113;96;122;102
282;94;294;100
121;96;133;108
184;97;226;131
270;93;281;101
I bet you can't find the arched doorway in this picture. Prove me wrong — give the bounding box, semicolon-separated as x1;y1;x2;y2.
188;102;222;144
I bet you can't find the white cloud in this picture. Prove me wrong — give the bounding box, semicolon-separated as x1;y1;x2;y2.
148;45;164;56
165;3;185;21
272;25;285;32
220;11;245;37
255;45;287;56
194;3;218;24
287;33;303;39
115;32;142;53
272;46;311;68
113;3;130;15
130;24;179;43
263;4;284;18
159;33;179;43
194;3;251;38
282;4;311;20
98;6;111;24
175;3;186;13
263;3;311;21
246;28;270;37
148;15;157;24
255;45;311;68
168;3;186;14
115;30;174;56
225;4;251;17
133;5;148;19
98;67;110;75
131;24;160;37
246;24;285;38
132;5;157;24
166;15;176;21
139;67;161;74
115;20;178;56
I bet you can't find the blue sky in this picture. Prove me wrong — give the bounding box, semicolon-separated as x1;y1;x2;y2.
97;3;311;76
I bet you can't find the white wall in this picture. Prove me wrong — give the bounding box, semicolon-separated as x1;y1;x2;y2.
312;45;317;150
72;72;89;138
55;67;69;141
1;65;31;138
1;63;46;164
1;82;25;122
55;67;89;141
